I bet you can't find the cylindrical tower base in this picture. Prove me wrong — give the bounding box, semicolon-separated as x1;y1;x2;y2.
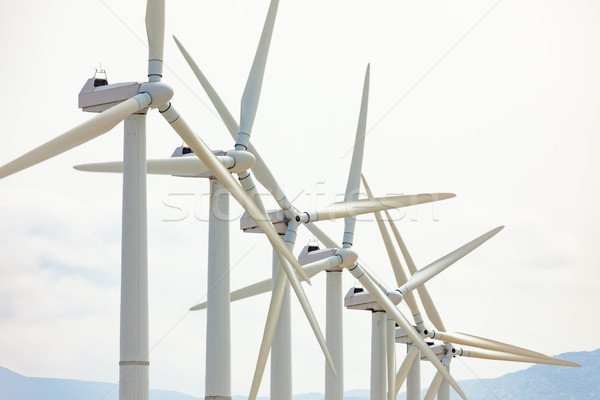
119;114;149;400
406;344;420;400
205;178;231;400
271;248;292;400
370;311;386;400
325;270;344;400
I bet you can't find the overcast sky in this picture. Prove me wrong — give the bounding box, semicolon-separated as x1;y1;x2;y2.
1;0;599;398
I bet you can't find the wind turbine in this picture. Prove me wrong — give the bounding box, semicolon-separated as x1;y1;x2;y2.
360;178;580;400
0;1;174;398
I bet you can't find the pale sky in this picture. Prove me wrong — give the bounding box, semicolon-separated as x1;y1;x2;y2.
1;0;599;398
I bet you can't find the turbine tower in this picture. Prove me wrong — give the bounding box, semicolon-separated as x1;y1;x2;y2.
0;1;173;398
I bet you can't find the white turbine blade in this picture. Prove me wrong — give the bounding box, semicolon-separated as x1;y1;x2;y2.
248;267;287;400
362;175;421;317
353;266;467;400
303;193;455;222
160;103;310;283
190;279;272;311
248;262;336;400
75;157;209;175
399;226;504;295
424;356;453;400
385;209;447;332
342;64;369;246
429;331;552;360
456;347;580;367
304;223;340;248
395;346;419;396
174;35;291;210
189;251;342;311
146;0;165;81
74;155;251;176
424;371;444;400
0;95;150;179
345;65;369;202
173;36;239;136
239;0;279;137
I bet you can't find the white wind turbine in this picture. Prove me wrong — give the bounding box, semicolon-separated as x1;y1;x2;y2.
348;173;507;400
0;1;173;398
359;179;580;400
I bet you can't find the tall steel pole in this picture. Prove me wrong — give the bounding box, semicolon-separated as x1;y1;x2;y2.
325;268;344;400
205;178;231;400
371;311;386;400
406;345;420;400
119;114;149;400
271;248;292;400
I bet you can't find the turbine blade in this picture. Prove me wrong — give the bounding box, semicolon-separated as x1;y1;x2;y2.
145;0;165;80
395;346;419;396
75;157;213;175
189;242;343;311
308;193;455;222
0;95;150;179
248;267;287;400
424;371;444;400
433;331;552;360
385;210;447;332
190;279;272;311
400;226;504;294
362;175;422;318
174;35;291;210
160;103;310;283
456;347;580;367
239;0;279;137
304;223;340;249
342;65;370;246
173;36;239;136
249;258;336;400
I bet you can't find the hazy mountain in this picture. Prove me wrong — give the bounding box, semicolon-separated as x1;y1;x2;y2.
1;349;597;399
0;366;199;400
441;349;600;400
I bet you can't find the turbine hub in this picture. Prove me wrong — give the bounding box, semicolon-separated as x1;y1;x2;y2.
139;82;173;108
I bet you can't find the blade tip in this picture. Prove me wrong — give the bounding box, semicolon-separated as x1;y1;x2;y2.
491;225;505;235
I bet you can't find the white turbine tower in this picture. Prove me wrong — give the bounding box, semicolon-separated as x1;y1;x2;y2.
0;1;172;398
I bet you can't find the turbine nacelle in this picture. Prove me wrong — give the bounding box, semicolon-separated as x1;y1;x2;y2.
78;79;172;113
344;286;404;312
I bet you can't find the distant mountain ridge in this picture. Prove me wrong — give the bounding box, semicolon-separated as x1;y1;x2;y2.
1;349;597;400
